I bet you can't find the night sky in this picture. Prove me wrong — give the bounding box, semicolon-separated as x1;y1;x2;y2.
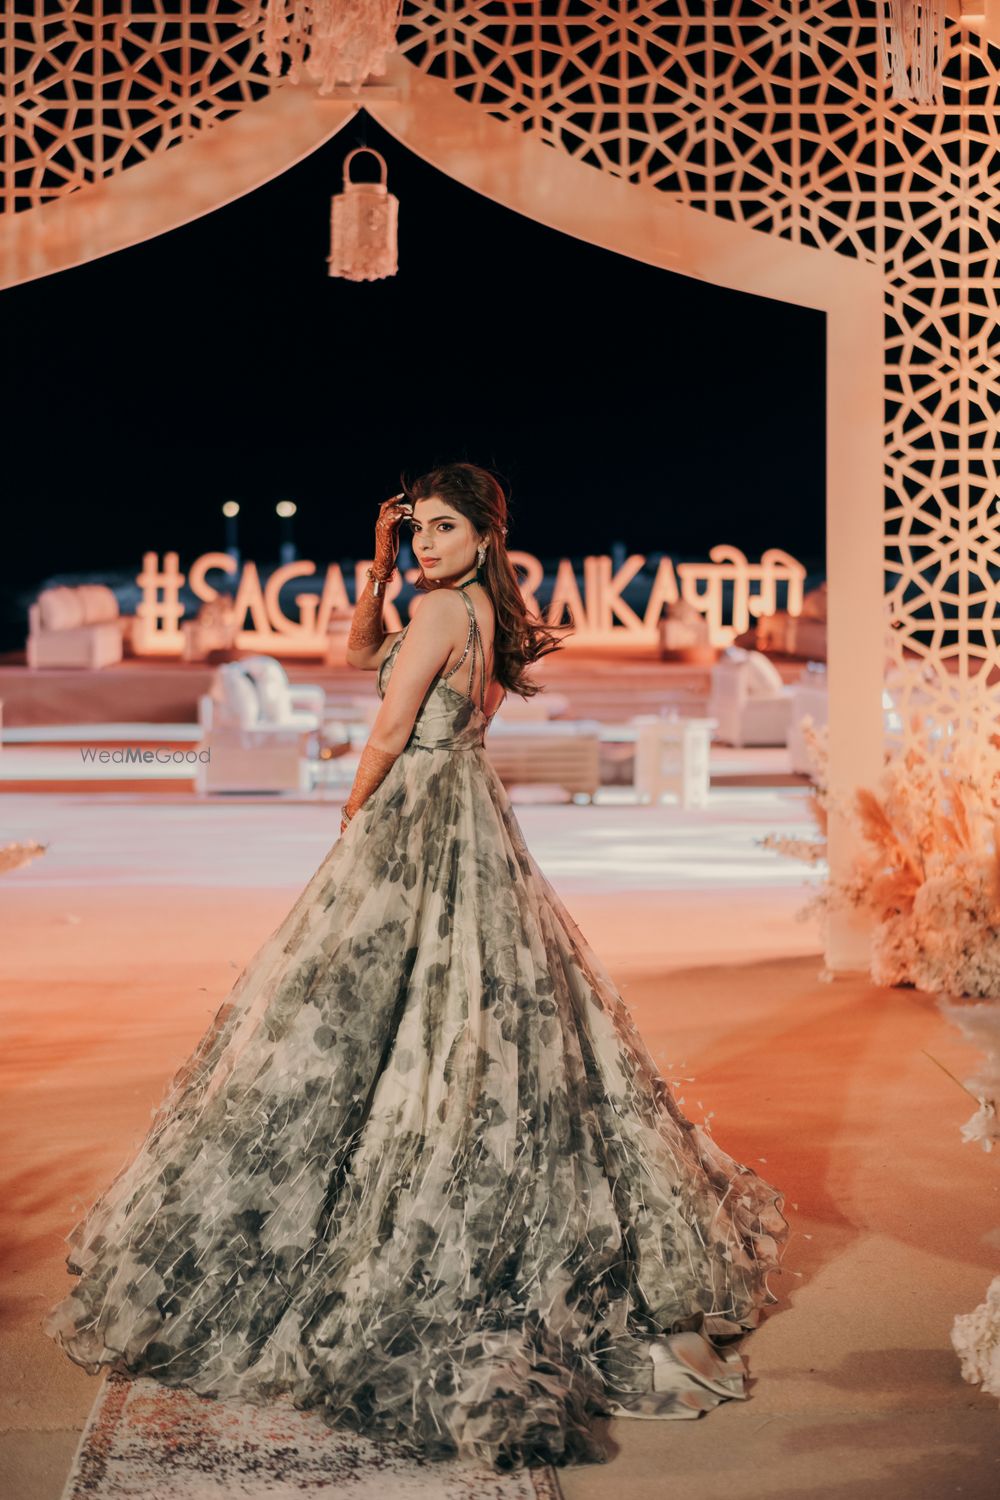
0;109;825;647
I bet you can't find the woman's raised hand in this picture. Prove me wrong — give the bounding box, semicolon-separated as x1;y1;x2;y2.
372;493;413;579
348;493;411;656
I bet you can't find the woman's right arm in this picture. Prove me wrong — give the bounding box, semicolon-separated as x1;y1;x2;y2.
344;571;400;671
344;495;411;671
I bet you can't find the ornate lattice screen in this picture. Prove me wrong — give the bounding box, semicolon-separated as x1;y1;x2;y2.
4;0;999;749
2;2;269;212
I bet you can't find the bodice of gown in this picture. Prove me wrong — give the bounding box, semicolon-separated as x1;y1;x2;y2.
377;630;490;753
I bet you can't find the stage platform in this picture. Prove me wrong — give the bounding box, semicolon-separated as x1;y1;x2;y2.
0;648;810;729
0;658;218;727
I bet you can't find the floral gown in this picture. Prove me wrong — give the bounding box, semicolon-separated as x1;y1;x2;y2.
44;587;789;1472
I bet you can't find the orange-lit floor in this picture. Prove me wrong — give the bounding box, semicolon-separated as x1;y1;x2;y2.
1;789;997;1499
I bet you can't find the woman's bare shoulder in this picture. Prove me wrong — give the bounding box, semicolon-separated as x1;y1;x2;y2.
404;588;472;641
410;588;468;621
349;591;466;672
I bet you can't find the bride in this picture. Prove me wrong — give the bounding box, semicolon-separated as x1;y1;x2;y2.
44;462;788;1472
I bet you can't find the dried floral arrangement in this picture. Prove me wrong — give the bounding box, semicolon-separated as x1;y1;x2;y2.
764;720;1000;1148
765;721;1000;1002
0;839;47;875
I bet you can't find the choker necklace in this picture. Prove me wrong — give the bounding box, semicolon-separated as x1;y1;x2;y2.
456;573;482;591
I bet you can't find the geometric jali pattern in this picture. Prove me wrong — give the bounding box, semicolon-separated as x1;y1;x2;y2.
1;1;271;212
5;0;1000;752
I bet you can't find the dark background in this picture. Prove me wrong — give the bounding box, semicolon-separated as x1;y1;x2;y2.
0;110;826;650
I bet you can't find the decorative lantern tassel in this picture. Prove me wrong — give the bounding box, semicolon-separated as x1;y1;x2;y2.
241;0;404;95
878;0;947;104
329;148;398;282
259;0;289;79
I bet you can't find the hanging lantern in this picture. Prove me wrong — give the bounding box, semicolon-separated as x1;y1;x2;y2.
878;0;947;104
328;148;398;283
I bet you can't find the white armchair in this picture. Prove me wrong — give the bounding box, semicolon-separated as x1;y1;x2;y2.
239;656;326;730
195;663;316;794
708;647;793;747
27;585;122;669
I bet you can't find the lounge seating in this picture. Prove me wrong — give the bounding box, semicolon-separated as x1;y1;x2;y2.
709;647;793;747
238;656;326;730
658;599;717;665
195;662;318;794
485;721;602;801
180;597;239;662
754;582;828;661
27;585;122;669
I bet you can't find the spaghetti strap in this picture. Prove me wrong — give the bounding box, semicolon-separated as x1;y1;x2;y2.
441;589;487;713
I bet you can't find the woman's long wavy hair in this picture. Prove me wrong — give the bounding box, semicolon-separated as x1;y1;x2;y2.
400;462;564;698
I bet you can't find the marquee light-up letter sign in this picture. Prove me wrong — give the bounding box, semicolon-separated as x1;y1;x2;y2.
132;547;806;658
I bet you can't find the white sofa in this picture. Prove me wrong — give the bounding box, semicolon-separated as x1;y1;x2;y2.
27;585;122;669
708;647;793;747
196;661;322;794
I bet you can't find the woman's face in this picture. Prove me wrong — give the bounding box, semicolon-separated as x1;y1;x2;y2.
409;496;480;583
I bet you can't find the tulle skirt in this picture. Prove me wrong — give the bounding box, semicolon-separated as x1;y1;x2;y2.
44;740;788;1470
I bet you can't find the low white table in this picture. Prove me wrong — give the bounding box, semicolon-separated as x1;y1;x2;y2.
630;715;716;808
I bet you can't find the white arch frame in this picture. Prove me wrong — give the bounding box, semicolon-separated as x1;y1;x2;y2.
0;58;882;968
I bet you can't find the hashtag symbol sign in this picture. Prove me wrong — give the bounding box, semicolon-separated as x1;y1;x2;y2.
134;551;186;653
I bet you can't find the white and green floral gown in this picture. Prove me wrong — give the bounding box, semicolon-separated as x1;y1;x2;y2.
44;588;788;1472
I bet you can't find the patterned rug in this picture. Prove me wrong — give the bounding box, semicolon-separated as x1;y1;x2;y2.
59;1373;564;1499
